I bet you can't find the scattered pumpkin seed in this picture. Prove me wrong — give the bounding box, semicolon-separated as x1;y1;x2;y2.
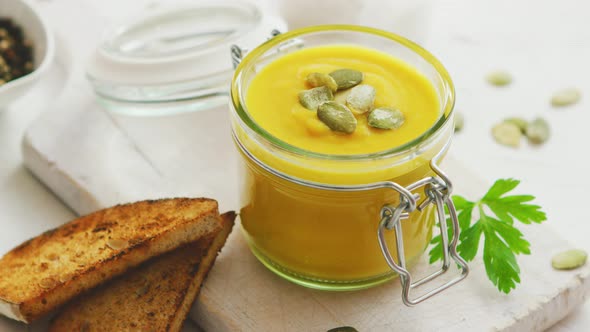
306;72;338;92
551;249;587;270
329;69;363;90
317;102;357;134
454;112;464;132
298;86;334;110
327;327;359;332
368;107;405;130
504;117;528;133
551;88;581;107
106;238;129;251
525;118;550;144
486;70;512;86
492;122;521;147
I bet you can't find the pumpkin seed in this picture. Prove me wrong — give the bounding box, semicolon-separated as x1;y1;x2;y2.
551;249;587;270
504;117;528;133
346;84;376;114
329;69;363;90
298;86;333;110
491;122;521;147
368;107;405;130
327;327;358;332
317;102;357;134
551;88;581;107
486;70;512;86
454;112;464;132
525;118;550;144
306;72;338;92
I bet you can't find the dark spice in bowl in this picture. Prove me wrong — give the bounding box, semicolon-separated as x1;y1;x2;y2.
0;17;34;86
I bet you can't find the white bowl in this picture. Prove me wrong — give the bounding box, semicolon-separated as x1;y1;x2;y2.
0;0;54;109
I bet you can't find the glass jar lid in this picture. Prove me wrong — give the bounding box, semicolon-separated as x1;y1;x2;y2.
86;0;286;112
101;3;260;61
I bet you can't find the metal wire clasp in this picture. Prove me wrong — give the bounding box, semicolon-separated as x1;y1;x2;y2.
231;30;303;69
377;148;469;306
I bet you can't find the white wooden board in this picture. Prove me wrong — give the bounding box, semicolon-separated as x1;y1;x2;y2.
21;93;590;331
14;0;590;331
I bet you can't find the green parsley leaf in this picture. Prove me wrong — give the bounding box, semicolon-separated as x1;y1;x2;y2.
483;229;520;293
482;179;546;225
456;221;482;261
429;178;546;293
428;228;449;264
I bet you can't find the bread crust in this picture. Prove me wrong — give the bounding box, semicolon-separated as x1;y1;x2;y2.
0;198;220;323
48;211;236;332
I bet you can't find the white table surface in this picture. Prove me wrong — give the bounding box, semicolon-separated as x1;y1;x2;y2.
0;0;589;331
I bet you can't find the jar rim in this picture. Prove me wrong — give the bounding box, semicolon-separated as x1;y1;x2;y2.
231;25;455;161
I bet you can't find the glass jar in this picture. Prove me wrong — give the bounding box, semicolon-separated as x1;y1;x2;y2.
230;25;468;303
86;0;286;116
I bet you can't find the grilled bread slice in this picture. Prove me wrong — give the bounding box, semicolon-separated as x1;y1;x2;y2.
48;211;236;332
0;198;221;323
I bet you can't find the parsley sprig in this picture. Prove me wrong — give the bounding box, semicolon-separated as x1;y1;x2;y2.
428;178;546;293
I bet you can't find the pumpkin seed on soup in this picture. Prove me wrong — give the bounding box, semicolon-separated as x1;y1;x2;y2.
368;107;405;130
298;86;333;110
504;117;528;133
486;70;512;86
317;102;357;134
329;69;363;90
551;88;581;107
492;122;521;147
551;249;587;270
525;117;550;144
306;72;338;92
346;84;376;114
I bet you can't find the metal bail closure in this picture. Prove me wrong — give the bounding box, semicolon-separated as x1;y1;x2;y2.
377;157;469;306
230;44;244;69
231;29;303;69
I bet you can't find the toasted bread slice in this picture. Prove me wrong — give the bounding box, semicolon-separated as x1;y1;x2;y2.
0;198;221;323
48;211;236;332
